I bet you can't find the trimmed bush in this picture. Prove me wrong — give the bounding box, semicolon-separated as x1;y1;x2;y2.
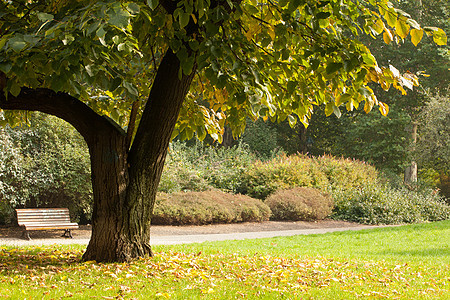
331;184;450;225
265;187;334;221
239;154;379;199
152;191;271;225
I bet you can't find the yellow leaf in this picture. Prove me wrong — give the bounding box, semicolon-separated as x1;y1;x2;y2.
364;100;373;113
373;19;385;35
395;18;410;39
379;102;389;116
383;29;393;44
410;28;423;46
433;28;447;46
268;26;275;41
384;10;397;27
191;14;197;24
325;102;334;116
245;21;260;42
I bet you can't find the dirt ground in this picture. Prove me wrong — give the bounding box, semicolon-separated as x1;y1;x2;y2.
0;219;367;240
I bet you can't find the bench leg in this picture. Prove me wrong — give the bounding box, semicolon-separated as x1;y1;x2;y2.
62;229;73;238
21;230;31;240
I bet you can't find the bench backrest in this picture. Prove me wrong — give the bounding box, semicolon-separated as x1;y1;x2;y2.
16;208;72;225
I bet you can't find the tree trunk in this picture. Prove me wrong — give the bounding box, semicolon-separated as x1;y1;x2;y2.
298;124;308;154
82;49;196;262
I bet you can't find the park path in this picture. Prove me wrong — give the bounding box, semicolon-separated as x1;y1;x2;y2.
0;222;381;247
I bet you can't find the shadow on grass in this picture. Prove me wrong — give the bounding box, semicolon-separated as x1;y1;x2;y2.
0;247;83;276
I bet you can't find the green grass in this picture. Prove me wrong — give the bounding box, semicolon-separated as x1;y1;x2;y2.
171;221;450;264
0;221;449;299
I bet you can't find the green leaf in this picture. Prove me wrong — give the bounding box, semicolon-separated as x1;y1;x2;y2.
197;126;206;141
0;62;12;73
123;81;138;96
108;8;131;28
287;81;297;95
278;0;289;7
432;28;447;46
326;62;343;74
127;3;140;15
362;53;376;67
147;0;159;10
37;12;54;22
287;0;304;13
9;38;27;52
96;26;106;38
10;81;21;97
310;59;320;71
316;12;331;19
179;12;190;28
109;77;122;91
384;10;397;27
0;38;7;50
245;4;259;15
181;56;195;75
62;34;75;45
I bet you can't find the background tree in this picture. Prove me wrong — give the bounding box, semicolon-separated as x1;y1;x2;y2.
258;0;449;176
415;94;450;199
0;113;92;224
0;0;445;262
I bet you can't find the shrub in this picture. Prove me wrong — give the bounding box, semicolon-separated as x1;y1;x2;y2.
331;184;450;225
159;141;256;193
239;154;379;199
0;113;92;224
265;187;333;221
152;191;271;225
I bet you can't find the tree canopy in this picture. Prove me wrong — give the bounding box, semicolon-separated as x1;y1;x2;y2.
1;0;446;139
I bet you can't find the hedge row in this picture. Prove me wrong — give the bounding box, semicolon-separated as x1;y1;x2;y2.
152;189;335;225
152;191;271;225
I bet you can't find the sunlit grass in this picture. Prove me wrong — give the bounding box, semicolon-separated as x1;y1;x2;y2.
169;220;450;264
0;221;449;299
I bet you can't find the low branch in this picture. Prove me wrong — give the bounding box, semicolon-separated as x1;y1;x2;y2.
0;87;123;145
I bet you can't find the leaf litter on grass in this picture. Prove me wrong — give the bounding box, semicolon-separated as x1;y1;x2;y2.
0;246;448;299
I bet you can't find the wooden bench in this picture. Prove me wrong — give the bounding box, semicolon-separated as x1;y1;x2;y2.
15;208;79;240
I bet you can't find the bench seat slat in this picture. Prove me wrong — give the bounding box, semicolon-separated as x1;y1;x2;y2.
20;224;79;230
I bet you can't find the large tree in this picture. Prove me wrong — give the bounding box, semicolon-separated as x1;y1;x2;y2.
0;0;446;262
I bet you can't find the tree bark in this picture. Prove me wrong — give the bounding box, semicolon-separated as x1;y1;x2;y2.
1;49;196;263
83;49;196;262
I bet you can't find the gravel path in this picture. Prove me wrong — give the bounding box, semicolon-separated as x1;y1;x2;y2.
0;220;382;247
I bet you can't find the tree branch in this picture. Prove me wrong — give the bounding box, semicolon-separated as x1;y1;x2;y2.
0;88;124;145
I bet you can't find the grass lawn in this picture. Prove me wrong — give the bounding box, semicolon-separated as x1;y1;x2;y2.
1;220;449;299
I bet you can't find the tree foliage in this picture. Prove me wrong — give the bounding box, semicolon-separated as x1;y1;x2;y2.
1;0;445;137
416;94;450;173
